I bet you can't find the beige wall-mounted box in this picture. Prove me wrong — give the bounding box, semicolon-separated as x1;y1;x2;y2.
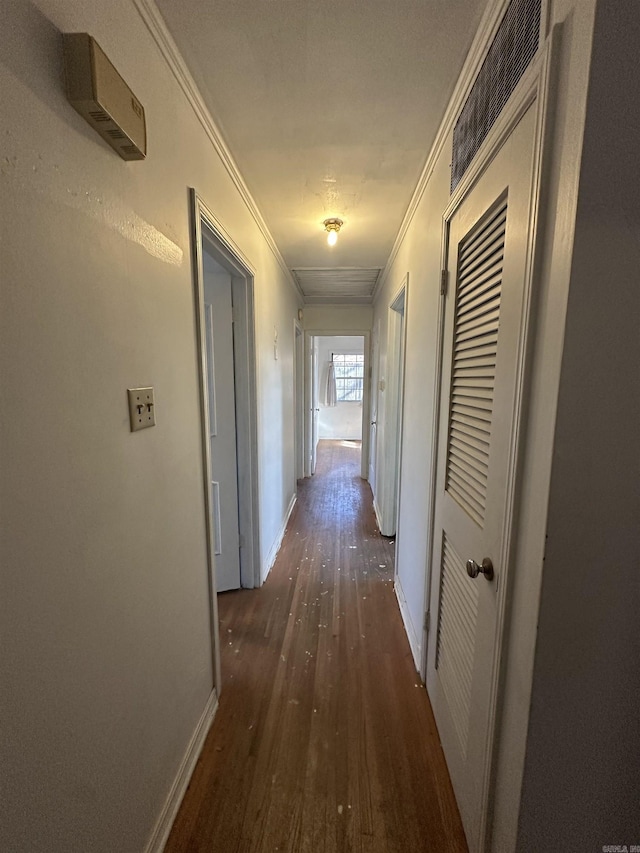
63;33;146;161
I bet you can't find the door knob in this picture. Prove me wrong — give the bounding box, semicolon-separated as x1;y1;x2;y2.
466;558;494;581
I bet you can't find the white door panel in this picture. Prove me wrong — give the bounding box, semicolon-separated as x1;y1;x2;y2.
311;338;319;474
427;104;537;850
368;320;380;491
203;262;241;592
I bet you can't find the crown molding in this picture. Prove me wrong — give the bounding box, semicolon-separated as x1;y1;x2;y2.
133;0;303;301
373;0;513;301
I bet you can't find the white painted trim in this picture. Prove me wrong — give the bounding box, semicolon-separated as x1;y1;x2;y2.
294;320;305;485
132;0;303;302
191;190;262;602
303;332;313;478
379;277;408;536
373;0;520;301
263;493;297;582
144;688;218;853
395;576;422;673
189;194;222;692
303;329;371;481
420;227;450;684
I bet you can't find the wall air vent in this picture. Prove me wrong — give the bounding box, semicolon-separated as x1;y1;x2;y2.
451;0;541;192
63;33;146;161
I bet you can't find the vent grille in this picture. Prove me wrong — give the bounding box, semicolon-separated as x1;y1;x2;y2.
445;198;507;526
436;532;479;755
89;109;111;123
451;0;541;191
292;268;381;302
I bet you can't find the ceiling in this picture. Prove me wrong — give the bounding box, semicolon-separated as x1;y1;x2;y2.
156;0;487;302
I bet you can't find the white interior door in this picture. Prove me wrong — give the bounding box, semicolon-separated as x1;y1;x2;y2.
426;104;537;850
294;324;304;482
311;338;319;474
379;286;406;536
368;320;380;490
203;252;241;592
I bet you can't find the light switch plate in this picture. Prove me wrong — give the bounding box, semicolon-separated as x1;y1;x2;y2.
128;387;156;431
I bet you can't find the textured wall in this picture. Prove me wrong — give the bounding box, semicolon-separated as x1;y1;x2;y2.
0;1;299;849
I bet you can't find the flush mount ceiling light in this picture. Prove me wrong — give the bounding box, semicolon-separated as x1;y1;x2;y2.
323;217;343;247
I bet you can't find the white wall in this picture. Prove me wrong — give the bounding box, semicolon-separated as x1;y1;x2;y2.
516;2;640;848
0;1;299;850
317;336;364;440
303;304;373;332
370;0;603;849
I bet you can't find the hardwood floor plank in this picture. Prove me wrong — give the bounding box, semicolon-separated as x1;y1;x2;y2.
165;440;467;853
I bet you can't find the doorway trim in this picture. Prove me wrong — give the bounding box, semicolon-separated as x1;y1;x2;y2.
189;189;261;684
378;276;409;536
420;36;556;850
303;329;371;481
294;319;305;483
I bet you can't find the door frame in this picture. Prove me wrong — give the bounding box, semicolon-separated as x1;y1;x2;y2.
420;38;555;850
294;319;305;483
303;329;371;480
378;276;409;536
189;189;261;686
368;318;381;493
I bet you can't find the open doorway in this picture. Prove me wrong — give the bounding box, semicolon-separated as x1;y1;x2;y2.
189;190;261;690
376;279;408;536
305;333;370;477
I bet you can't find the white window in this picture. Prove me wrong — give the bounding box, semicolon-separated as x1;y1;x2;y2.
333;353;364;402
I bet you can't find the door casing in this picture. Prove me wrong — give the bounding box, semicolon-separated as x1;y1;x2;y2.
303;329;371;481
377;277;408;537
189;189;261;690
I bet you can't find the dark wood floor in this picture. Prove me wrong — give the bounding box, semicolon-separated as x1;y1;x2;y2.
166;440;467;853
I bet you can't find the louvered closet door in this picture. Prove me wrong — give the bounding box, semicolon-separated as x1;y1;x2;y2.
426;104;537;853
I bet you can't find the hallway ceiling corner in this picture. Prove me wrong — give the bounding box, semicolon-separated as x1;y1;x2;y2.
155;0;488;299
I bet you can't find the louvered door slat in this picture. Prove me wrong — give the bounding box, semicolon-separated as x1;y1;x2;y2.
456;315;501;343
448;459;487;499
457;215;507;277
440;573;476;663
436;533;480;754
450;427;489;455
451;404;492;426
453;354;497;371
457;273;503;313
455;331;499;354
457;293;501;326
453;384;495;401
447;472;486;519
445;199;507;526
453;367;496;382
458;202;507;260
449;434;489;466
457;235;505;283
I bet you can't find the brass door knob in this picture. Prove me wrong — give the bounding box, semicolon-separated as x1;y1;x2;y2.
466;558;494;581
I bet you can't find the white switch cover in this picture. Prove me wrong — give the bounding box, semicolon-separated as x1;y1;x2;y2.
128;387;156;431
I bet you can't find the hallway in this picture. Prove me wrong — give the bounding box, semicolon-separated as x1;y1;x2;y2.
166;440;467;852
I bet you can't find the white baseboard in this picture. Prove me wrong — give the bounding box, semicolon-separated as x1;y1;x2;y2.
145;688;219;853
395;575;422;674
262;493;297;582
